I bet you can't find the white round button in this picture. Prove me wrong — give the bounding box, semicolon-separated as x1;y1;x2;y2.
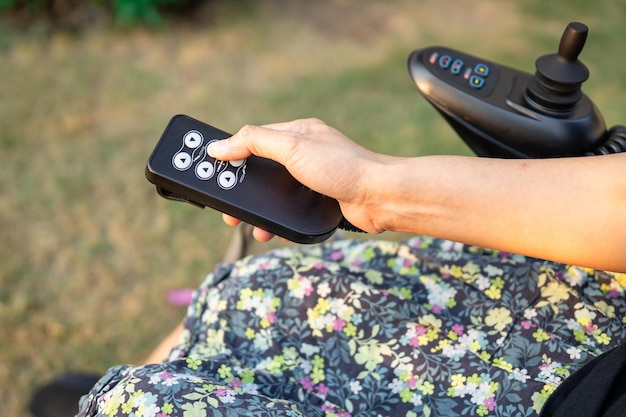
229;159;246;167
184;130;203;148
173;152;192;170
195;161;215;180
218;171;237;189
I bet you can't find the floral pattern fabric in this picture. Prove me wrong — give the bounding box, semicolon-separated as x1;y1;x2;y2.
78;237;626;417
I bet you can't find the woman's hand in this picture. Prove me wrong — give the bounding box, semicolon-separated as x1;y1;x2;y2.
208;118;392;241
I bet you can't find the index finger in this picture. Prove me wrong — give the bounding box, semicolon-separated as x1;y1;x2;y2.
221;214;276;242
222;213;242;226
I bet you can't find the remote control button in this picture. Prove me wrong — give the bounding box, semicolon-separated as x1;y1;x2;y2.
218;171;238;189
438;55;452;69
451;59;464;75
229;159;246;167
195;161;215;180
173;152;193;170
474;63;489;76
184;130;203;148
469;75;485;89
429;52;439;64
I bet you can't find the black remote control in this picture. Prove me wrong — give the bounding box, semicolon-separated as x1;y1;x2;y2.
145;115;348;244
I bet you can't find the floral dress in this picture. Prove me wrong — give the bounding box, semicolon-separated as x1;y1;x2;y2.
78;237;626;417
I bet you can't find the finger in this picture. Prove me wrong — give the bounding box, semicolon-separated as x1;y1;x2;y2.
252;227;275;242
222;213;241;226
210;125;299;166
207;137;253;161
222;213;277;242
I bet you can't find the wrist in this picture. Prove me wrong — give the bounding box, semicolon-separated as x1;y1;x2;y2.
363;155;460;236
357;155;420;233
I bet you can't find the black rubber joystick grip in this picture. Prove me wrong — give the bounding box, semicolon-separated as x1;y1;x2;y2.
525;22;590;114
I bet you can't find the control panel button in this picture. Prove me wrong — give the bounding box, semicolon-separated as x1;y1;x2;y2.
229;159;246;167
474;63;490;76
451;59;464;75
438;55;452;69
429;52;439;64
469;75;485;89
183;130;203;148
195;161;215;180
173;152;192;170
218;171;238;189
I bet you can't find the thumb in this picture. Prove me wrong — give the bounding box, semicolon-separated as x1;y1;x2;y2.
208;125;294;165
206;136;252;161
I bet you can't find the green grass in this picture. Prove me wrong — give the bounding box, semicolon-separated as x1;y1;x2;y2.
2;1;626;415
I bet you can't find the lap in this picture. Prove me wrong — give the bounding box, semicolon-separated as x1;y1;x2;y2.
79;237;626;417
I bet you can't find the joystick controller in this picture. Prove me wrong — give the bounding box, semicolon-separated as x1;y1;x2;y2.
408;21;624;158
146;115;358;244
525;22;589;115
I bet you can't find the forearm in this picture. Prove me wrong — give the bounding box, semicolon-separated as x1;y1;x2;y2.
368;153;626;272
211;120;625;271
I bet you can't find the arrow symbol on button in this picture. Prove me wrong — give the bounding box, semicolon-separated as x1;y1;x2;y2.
218;171;237;189
184;131;203;148
195;161;214;179
173;152;192;170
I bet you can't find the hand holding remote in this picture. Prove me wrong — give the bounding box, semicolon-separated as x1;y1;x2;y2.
207;118;384;240
209;119;386;241
146;116;370;244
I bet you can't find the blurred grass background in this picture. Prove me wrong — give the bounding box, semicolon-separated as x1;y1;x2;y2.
2;0;626;415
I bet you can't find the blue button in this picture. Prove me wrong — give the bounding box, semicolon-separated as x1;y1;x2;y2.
474;63;489;76
469;75;485;88
438;55;452;69
451;59;464;75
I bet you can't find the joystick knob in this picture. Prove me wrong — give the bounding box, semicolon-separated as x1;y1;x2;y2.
525;22;590;114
